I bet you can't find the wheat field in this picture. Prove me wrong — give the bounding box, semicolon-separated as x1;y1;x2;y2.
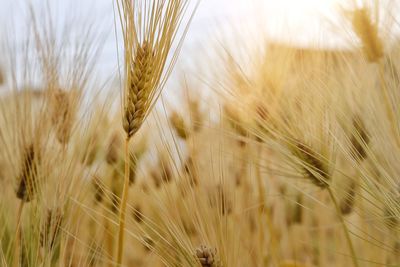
0;0;399;267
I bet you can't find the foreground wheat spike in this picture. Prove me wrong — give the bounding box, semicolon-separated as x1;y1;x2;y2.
115;0;195;265
123;42;154;138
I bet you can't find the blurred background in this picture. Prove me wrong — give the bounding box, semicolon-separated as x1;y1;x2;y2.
0;0;361;75
1;0;399;96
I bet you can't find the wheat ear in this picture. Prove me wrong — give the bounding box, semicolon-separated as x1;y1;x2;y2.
115;0;195;265
293;141;360;267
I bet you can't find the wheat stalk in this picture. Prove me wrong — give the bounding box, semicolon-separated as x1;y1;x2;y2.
115;1;196;265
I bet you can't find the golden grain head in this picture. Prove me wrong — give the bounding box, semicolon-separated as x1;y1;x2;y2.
339;181;356;215
118;0;192;139
123;42;154;138
195;245;218;267
183;155;198;187
50;89;75;144
350;115;369;162
287;194;303;226
170;111;189;140
16;144;40;202
223;104;249;147
292;142;330;188
92;176;104;204
352;7;384;63
189;99;203;132
106;132;122;165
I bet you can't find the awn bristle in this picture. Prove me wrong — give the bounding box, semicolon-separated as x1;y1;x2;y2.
123;42;154;139
16;144;40;202
208;184;233;215
383;196;399;230
352;8;384;63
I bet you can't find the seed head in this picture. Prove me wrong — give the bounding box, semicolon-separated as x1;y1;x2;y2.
352;8;384;63
92;176;104;204
293;142;330;188
340;181;356;215
106;132;121;165
195;245;217;267
123;42;154;138
350;115;369;162
50;89;75;144
16;144;40;202
170;111;189;139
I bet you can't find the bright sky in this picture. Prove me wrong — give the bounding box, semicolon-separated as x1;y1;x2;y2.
0;0;398;87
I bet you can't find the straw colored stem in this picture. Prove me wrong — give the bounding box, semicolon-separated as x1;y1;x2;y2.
327;187;359;267
13;200;24;267
116;137;131;266
254;146;279;266
104;218;114;267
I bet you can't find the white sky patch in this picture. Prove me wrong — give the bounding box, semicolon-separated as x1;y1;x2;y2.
1;0;399;91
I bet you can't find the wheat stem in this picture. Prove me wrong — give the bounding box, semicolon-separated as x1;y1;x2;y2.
116;137;131;266
104;218;114;267
327;187;359;267
254;146;279;266
13;200;24;267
